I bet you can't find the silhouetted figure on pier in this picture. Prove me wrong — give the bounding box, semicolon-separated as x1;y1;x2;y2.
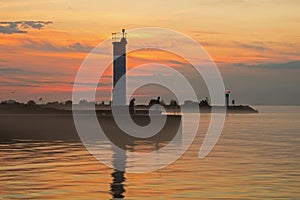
156;96;161;111
156;96;160;104
129;98;135;115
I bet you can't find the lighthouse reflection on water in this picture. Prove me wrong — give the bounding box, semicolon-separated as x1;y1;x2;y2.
110;29;128;199
108;29;182;199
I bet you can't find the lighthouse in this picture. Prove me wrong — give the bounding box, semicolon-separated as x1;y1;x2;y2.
112;29;127;106
225;90;230;108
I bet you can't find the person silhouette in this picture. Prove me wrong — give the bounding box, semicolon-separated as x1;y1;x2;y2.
129;98;135;115
156;96;160;111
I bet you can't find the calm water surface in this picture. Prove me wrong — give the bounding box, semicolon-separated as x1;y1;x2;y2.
1;106;299;199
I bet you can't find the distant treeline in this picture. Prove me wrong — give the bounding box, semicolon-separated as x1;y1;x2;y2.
0;98;210;109
0;98;258;113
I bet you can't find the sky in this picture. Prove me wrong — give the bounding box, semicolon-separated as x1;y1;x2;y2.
0;0;300;105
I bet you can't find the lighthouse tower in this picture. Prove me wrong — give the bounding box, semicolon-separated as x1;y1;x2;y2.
112;29;127;106
225;90;230;108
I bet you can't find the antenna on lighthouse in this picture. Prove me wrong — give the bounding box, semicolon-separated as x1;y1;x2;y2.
122;29;126;38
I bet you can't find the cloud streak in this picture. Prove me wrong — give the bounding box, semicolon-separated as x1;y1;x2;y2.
0;66;111;88
0;21;52;34
239;43;271;51
234;60;300;70
22;39;94;53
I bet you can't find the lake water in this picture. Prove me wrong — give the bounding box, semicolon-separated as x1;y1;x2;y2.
1;106;299;199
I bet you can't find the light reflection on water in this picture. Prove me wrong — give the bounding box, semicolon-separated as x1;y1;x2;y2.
1;106;300;199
